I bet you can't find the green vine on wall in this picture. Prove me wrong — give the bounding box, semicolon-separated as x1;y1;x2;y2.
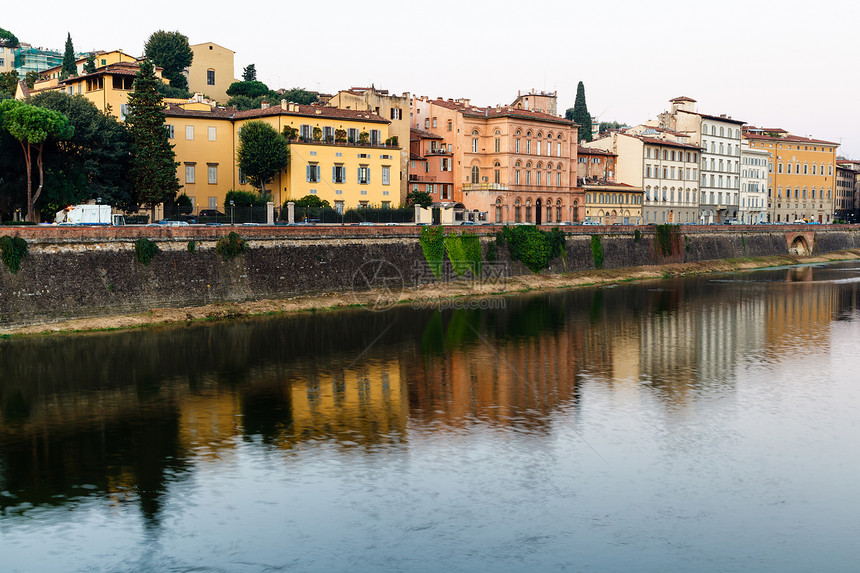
590;235;604;269
0;236;28;274
498;226;566;273
420;226;445;278
215;232;247;260
134;238;160;266
654;224;680;257
444;232;482;277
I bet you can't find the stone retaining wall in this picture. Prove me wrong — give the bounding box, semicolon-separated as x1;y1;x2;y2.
2;224;859;328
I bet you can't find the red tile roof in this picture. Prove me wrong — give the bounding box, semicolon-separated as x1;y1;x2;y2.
630;134;704;151
424;98;572;126
670;96;696;102
410;127;443;140
236;103;388;124
742;129;838;146
165;104;236;119
578;145;616;156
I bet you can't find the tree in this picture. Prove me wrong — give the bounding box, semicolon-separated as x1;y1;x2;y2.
25;71;39;89
0;100;74;221
569;81;592;143
30;91;134;217
280;87;318;105
125;59;180;212
236;121;289;195
406;189;433;207
294;195;330;209
242;64;257;82
226;80;270;99
0;71;19;98
598;121;626;135
83;53;97;74
60;33;76;80
143;30;193;92
0;27;19;48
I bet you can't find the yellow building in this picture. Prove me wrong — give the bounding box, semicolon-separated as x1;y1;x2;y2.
165;100;402;212
18;58;170;121
186;42;236;105
38;49;138;81
743;126;839;223
583;182;643;224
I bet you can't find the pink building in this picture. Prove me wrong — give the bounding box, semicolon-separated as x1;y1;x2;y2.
411;96;583;224
409;128;454;201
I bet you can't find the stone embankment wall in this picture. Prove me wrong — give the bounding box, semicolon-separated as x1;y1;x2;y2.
1;224;859;329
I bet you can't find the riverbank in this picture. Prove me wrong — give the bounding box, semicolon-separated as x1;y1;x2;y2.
4;249;858;337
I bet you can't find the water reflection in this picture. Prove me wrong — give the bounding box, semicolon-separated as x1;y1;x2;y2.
2;262;860;570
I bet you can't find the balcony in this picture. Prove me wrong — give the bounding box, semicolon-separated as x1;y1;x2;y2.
426;148;452;155
410;175;437;182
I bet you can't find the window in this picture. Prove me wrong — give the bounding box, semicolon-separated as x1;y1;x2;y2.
165;124;175;139
424;119;429;129
495;138;500;153
358;165;370;184
472;138;478;153
239;169;247;185
447;120;452;131
207;164;218;184
208;127;216;141
527;140;531;154
516;139;520;153
441;157;450;171
207;69;215;85
185;164;195;184
307;163;320;183
382;166;390;185
370;129;381;146
390;108;402;120
348;128;358;142
432;117;437;128
323;126;334;141
186;125;194;140
335;201;344;215
471;166;479;184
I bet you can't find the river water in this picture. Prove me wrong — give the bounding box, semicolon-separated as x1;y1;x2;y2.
1;262;860;572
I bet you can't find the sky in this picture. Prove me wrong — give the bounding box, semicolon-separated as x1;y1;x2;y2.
6;0;859;157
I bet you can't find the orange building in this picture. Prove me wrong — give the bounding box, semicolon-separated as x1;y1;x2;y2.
409;127;454;201
411;96;582;224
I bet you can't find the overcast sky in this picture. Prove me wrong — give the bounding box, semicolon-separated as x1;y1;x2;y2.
7;0;859;157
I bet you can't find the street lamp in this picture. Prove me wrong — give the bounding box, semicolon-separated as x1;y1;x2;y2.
96;197;102;225
230;200;235;225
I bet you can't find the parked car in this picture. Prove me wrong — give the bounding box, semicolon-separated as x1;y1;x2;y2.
581;220;600;226
199;209;226;217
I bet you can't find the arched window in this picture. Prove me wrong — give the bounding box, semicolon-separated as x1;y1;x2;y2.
471;165;479;184
495;197;503;223
514;198;522;223
525;199;532;223
494;161;501;184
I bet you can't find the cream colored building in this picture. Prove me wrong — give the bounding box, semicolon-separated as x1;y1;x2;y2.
586;130;701;224
740;141;768;223
186;42;236;105
326;87;411;205
0;45;14;73
511;89;557;115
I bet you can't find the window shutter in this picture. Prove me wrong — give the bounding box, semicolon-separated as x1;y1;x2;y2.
332;166;336;181
307;165;311;181
367;168;370;184
358;167;361;182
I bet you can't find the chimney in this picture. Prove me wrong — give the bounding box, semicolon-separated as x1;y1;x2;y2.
281;99;288;110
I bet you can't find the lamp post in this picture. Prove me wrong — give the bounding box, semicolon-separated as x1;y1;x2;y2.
230;200;235;226
96;197;102;225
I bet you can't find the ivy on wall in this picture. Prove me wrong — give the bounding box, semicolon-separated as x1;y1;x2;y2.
654;224;680;257
0;236;28;274
497;226;566;273
215;232;247;260
420;226;445;278
445;232;482;277
134;238;160;266
590;235;604;269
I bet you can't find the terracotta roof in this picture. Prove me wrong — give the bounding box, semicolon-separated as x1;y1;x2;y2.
424;98;572;126
165;104;236;119
59;62;148;84
677;108;745;125
410;127;443;140
17;80;30;97
236;103;388;124
410;153;424;160
742;130;838;146
670;96;696;102
578;145;616;156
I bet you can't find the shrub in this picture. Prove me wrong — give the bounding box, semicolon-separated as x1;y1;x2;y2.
187;240;196;253
445;232;482;277
0;235;28;274
590;235;604;269
633;229;641;243
225;190;266;208
498;226;566;273
134;237;160;266
215;232;247;260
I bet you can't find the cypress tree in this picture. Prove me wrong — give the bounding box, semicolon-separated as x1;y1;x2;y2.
242;63;257;82
83;53;96;74
60;33;76;80
572;81;592;143
125;59;180;212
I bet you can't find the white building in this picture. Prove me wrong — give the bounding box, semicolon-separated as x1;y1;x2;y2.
658;97;744;224
740;141;769;223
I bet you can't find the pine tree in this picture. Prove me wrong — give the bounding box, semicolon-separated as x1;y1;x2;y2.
125;59;180;212
572;81;592;143
83;53;96;74
60;33;76;80
242;63;256;82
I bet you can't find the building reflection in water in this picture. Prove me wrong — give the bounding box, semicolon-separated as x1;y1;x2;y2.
2;262;858;522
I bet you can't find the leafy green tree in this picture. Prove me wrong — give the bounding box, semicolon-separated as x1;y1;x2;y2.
225;189;266;207
143;30;193;92
406;189;433;207
598;121;626;135
280;87;318;105
242;64;257;82
30;91;133;216
0;71;19;98
0;27;18;48
25;71;39;89
294;195;330;209
83;53;97;74
125;59;180;212
236;121;289;195
156;82;191;99
226;80;270;99
569;81;592;143
0;99;74;221
60;33;76;80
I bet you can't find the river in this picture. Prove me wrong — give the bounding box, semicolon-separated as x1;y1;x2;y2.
1;261;859;572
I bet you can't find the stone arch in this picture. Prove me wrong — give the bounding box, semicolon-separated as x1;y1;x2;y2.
789;234;811;256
